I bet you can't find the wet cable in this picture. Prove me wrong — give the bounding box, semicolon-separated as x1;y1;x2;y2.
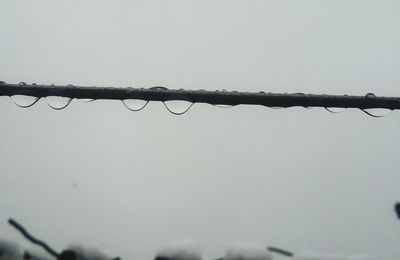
8;219;60;258
1;81;400;116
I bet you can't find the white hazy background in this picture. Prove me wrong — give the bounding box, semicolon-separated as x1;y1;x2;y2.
0;0;399;259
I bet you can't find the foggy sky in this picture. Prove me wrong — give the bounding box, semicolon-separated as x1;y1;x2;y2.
0;1;399;259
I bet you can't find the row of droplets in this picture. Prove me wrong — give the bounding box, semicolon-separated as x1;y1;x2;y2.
9;95;393;117
11;95;199;115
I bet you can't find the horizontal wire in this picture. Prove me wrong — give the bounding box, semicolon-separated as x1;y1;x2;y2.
1;81;400;110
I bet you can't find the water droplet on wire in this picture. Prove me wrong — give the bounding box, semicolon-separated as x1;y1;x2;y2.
213;104;236;108
365;93;376;99
163;100;194;115
11;95;41;108
150;86;169;90
46;96;73;110
121;99;149;111
325;107;345;113
78;98;95;102
361;108;392;118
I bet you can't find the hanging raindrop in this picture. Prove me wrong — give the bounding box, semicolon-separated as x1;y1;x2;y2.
46;96;73;110
121;99;149;111
325;107;345;113
11;95;41;108
361;108;392;118
163;100;194;115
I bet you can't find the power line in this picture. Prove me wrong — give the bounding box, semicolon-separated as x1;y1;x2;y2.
1;82;399;114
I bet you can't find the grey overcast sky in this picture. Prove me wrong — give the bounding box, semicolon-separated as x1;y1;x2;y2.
0;0;399;259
